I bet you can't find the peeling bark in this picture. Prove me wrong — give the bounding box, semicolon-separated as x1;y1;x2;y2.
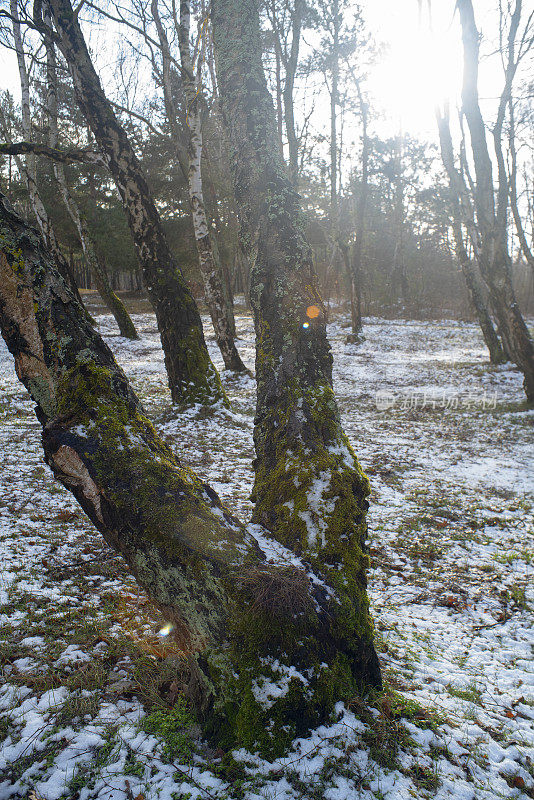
46;0;226;406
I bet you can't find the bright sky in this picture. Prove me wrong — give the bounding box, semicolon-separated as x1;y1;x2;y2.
360;0;506;139
0;0;521;144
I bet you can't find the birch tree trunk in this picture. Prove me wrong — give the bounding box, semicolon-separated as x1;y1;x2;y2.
1;191;381;756
151;0;246;372
45;0;227;406
212;0;381;692
436;105;505;364
458;0;534;401
44;18;138;340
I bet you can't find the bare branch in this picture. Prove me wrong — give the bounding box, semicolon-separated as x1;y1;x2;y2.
0;141;105;166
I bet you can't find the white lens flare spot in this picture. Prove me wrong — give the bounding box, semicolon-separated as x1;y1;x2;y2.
302;322;310;329
159;622;174;637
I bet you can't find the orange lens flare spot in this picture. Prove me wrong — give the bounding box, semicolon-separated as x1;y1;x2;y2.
306;305;320;319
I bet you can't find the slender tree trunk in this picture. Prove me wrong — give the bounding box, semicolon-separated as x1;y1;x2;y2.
2;190;380;755
212;0;381;701
391;134;407;304
508;100;534;274
173;0;247;372
283;0;303;187
458;0;534;401
273;31;285;158
9;1;85;308
44;18;138;340
347;83;369;341
46;0;226;406
436;105;505;364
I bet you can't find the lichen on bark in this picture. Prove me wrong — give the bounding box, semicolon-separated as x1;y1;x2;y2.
212;0;382;711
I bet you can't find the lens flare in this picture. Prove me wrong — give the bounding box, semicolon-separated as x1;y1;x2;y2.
159;622;174;637
306;305;320;319
302;322;310;329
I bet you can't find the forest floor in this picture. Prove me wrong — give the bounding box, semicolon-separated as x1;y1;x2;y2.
0;296;532;800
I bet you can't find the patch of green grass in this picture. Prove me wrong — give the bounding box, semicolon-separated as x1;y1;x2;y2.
447;681;482;705
140;697;195;762
407;763;441;793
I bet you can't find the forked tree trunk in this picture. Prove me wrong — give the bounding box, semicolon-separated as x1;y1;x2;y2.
458;0;534;401
46;0;226;406
436;105;505;364
212;0;381;692
1;191;380;756
44;18;138;340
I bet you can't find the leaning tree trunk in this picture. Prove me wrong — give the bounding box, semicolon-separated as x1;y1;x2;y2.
46;0;226;406
44;19;138;340
1;191;380;756
436;105;505;364
151;0;246;372
212;0;381;691
458;0;534;401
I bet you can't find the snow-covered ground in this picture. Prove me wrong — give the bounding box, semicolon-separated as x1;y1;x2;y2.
0;298;532;800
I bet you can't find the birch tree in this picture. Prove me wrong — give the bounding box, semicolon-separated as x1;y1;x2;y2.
150;0;246;372
43;13;138;339
436;103;505;364
8;0;82;304
457;0;534;401
43;0;227;406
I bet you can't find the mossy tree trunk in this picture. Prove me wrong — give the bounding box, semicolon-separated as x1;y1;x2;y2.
458;0;534;401
212;0;381;687
1;190;382;756
436;104;505;365
46;0;226;406
44;18;138;340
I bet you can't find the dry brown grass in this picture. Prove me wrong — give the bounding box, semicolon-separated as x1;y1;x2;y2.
235;564;313;618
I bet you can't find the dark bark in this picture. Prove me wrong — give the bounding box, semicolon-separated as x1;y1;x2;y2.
46;0;226;406
212;0;381;696
436;105;505;364
2;191;380;755
458;0;534;401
